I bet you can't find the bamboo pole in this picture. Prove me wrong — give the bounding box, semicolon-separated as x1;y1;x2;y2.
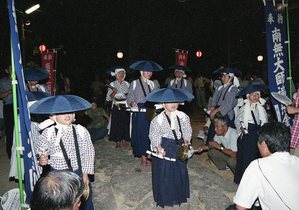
10;41;26;209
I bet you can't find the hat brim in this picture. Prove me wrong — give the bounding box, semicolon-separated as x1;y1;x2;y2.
26;91;50;102
24;67;49;81
212;67;242;77
29;95;91;114
237;84;267;97
130;60;163;72
145;88;194;103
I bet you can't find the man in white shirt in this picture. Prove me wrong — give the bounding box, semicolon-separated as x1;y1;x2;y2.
197;113;238;172
233;122;299;210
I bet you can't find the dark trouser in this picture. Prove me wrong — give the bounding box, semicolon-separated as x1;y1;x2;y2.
234;123;260;184
4;104;14;159
88;127;108;142
208;149;236;173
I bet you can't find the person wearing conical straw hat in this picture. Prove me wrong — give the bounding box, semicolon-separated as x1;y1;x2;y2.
206;67;240;143
146;88;194;209
168;65;193;115
30;95;95;210
234;84;268;184
127;60;162;167
24;67;49;94
168;65;193;94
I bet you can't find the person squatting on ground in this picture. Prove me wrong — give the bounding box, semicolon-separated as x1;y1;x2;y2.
234;84;268;184
34;98;95;210
106;68;131;148
233;122;299;210
286;87;299;157
85;100;109;142
127;69;159;167
31;170;83;210
197;113;238;173
148;88;192;209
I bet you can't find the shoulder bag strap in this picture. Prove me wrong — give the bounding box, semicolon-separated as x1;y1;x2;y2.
257;159;292;210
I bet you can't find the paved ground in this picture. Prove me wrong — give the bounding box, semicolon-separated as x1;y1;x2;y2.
0;110;238;209
92;137;237;210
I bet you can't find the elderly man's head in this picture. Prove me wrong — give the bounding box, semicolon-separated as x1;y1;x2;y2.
31;170;83;210
213;113;229;136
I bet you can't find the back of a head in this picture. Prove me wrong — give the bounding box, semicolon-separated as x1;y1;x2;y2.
258;122;290;153
31;170;82;210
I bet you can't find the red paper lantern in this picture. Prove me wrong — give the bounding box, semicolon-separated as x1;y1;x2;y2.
196;50;202;58
39;44;47;52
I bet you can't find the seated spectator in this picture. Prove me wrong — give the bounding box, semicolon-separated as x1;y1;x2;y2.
197;113;237;173
31;170;83;210
85;101;109;142
233;122;299;210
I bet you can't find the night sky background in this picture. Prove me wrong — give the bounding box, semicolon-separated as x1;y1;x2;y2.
1;0;299;96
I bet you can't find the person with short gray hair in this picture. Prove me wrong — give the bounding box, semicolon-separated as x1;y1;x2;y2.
197;113;238;173
31;170;83;210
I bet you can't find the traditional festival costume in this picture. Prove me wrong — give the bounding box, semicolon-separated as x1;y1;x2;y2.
149;110;192;207
127;77;158;156
30;95;95;210
106;68;130;143
146;87;194;208
234;85;268;184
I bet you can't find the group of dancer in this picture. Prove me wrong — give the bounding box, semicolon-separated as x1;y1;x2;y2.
4;62;299;210
103;65;274;209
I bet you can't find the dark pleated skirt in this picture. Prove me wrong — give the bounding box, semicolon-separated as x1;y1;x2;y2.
131;103;150;156
152;137;190;208
109;104;130;142
234;123;260;184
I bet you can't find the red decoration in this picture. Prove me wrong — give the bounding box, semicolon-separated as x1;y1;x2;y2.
196;50;202;58
176;50;188;66
39;44;47;52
